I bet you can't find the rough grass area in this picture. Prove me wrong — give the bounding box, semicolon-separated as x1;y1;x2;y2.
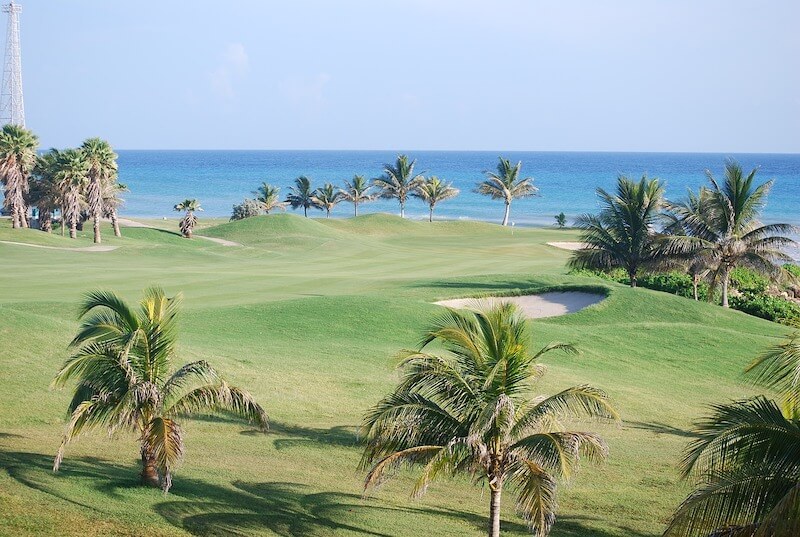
0;214;786;536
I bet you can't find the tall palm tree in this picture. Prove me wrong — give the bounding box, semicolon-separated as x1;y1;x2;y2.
174;199;202;238
663;160;796;307
30;150;60;233
285;176;319;217
340;175;374;217
253;182;286;214
311;183;344;218
413;176;459;222
373;155;424;218
52;288;268;492
568;175;665;287
81;138;118;244
102;180;127;238
476;157;538;226
54;149;89;239
361;303;617;537
664;333;800;536
0;124;38;229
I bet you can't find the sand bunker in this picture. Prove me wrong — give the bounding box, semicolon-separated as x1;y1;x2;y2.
547;241;589;251
434;291;605;319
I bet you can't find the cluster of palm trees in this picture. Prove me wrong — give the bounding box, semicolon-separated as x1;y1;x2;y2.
0;124;125;243
233;154;537;224
569;160;797;306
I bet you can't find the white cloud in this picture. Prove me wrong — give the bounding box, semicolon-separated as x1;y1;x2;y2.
209;43;249;99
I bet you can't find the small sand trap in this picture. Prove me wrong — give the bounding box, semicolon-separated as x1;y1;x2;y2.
434;292;605;319
547;241;590;251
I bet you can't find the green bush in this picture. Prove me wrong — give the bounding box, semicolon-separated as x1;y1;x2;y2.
784;264;800;279
569;268;711;300
729;267;769;294
729;293;800;326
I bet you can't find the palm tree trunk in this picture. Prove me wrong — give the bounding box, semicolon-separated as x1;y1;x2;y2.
140;449;160;488
20;205;28;228
502;201;510;226
722;265;731;308
429;205;433;222
629;269;637;288
60;207;66;236
400;200;405;219
11;206;19;229
111;210;121;237
693;275;699;301
93;215;101;244
303;206;308;217
326;208;330;218
69;220;77;239
488;486;502;537
354;202;358;217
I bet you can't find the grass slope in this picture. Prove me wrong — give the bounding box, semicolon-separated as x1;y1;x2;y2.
0;214;787;536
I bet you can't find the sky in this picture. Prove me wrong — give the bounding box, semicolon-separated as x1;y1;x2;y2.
13;1;800;152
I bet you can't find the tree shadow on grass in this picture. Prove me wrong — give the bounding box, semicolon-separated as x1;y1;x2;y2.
627;421;702;439
1;447;649;537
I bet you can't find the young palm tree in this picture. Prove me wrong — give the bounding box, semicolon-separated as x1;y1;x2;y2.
373;155;424;218
30;150;61;233
362;303;618;537
664;333;800;536
412;176;459;222
285;176;319;217
311;183;344;218
253;182;286;214
568;175;665;287
102;180;128;238
663;160;796;307
476;157;538;226
174;199;202;238
81;138;118;244
52;287;268;492
340;175;374;216
54;149;89;239
0;124;38;229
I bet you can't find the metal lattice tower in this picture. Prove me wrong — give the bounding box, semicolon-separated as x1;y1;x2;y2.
0;2;23;127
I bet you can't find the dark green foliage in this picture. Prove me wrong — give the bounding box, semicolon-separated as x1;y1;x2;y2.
231;198;261;221
570;268;712;300
555;212;566;227
784;264;800;278
729;293;800;326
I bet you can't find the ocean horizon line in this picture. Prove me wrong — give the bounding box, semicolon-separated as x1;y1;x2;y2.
109;148;800;156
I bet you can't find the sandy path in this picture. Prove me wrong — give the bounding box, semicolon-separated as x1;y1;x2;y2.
0;240;118;252
434;291;605;319
117;218;242;247
547;241;589;251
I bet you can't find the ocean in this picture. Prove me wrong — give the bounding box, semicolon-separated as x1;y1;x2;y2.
117;150;800;227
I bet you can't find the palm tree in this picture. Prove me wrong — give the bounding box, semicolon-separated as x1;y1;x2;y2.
412;176;459;222
373;155;424;218
174;199;202;238
311;183;344;218
81;138;118;244
361;302;618;537
568;175;665;287
54;149;89;239
663;188;718;301
30;150;61;233
476;157;538;226
664;333;800;536
340;175;374;216
102;180;128;238
663;160;796;307
0;124;38;229
253;182;286;214
285;176;319;217
52;288;268;492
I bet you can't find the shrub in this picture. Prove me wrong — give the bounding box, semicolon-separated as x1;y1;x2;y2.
784;264;800;279
730;293;800;326
730;267;769;294
637;272;712;300
231;199;261;221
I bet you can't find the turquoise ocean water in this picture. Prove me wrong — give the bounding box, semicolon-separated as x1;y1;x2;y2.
118;151;799;228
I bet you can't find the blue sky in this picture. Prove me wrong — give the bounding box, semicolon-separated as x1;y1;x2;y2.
16;1;800;152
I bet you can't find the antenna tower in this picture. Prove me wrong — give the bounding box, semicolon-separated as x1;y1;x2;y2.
0;2;24;126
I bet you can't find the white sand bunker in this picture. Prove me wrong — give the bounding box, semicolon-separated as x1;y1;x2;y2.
547;241;589;251
434;292;605;319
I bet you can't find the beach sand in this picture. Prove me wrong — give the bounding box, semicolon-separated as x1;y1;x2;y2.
434;291;605;319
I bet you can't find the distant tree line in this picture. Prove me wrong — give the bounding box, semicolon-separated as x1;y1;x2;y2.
0;125;125;243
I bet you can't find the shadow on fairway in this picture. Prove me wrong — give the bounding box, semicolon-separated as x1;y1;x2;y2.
0;447;648;537
628;421;702;439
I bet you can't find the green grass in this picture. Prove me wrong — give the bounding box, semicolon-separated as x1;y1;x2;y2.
0;214;787;536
